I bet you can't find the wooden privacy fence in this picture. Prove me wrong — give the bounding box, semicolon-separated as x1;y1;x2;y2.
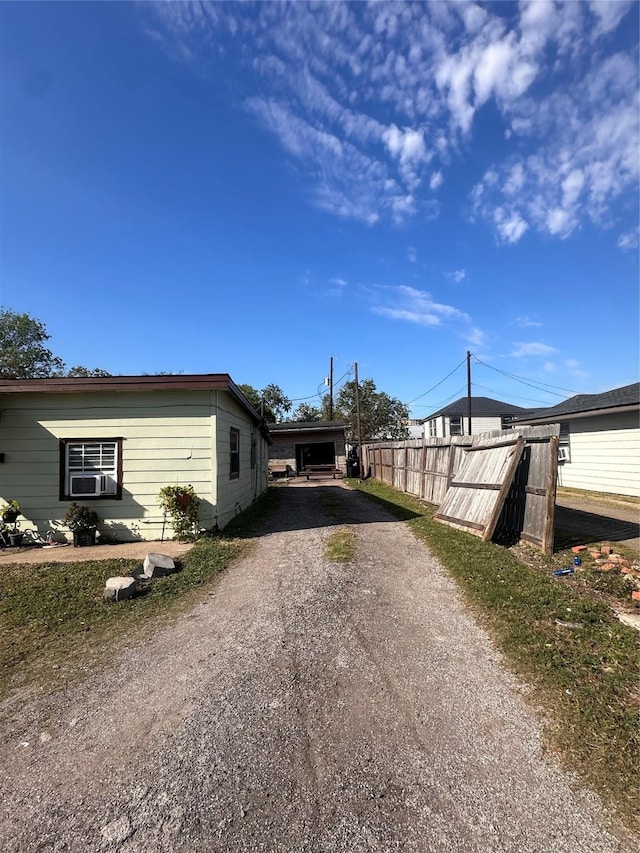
362;437;473;504
362;425;560;554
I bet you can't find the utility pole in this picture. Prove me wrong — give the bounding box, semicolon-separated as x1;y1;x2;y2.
329;356;334;421
466;350;472;436
354;361;362;477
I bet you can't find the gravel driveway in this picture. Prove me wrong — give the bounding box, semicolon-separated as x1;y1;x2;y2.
0;482;634;852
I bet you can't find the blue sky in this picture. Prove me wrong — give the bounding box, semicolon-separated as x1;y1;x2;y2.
1;1;638;418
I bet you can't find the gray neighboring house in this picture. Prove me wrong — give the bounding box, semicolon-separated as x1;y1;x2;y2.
268;421;347;475
422;396;531;439
515;382;640;498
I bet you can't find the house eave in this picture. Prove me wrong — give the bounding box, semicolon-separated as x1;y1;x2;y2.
517;403;639;425
0;374;266;429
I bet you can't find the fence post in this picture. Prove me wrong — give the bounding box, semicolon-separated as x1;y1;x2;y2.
403;445;409;493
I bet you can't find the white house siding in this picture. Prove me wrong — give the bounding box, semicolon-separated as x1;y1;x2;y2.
557;411;640;497
470;416;502;436
1;390;220;542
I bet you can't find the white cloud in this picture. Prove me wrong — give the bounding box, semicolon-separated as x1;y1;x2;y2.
329;277;348;287
407;247;418;264
146;0;638;236
472;50;639;242
494;208;529;244
449;269;466;283
371;285;470;327
515;315;543;328
429;170;443;190
588;0;633;37
467;326;486;346
618;229;639;250
512;342;558;358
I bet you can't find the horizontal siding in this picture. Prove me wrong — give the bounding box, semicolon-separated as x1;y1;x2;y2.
471;417;502;436
215;393;267;529
558;412;640;497
0;390;217;540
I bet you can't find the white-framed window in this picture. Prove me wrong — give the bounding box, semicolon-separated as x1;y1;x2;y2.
60;438;122;500
449;417;463;436
428;419;437;438
230;428;240;479
558;423;571;462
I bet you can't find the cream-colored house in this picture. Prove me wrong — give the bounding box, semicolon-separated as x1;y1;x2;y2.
0;374;271;542
515;382;640;498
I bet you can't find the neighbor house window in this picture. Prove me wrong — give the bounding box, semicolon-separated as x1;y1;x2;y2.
230;428;240;479
428;419;437;438
558;423;571;462
60;438;122;500
449;417;463;436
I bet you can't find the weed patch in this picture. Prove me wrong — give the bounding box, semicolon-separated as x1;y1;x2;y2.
325;527;357;563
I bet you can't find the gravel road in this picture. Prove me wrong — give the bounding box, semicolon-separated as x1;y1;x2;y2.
0;482;634;852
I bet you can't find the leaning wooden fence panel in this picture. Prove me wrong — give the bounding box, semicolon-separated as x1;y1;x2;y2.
434;435;525;541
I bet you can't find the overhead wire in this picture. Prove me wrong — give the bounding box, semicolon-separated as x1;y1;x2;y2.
287;366;353;406
472;354;578;397
404;356;467;406
410;383;469;411
471;382;558;407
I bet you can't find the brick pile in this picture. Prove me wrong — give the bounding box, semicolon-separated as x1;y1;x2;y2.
571;544;640;602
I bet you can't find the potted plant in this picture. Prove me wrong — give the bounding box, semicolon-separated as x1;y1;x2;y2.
64;502;99;547
1;500;24;546
1;500;21;525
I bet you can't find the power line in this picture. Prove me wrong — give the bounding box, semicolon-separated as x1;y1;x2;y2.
288;367;353;406
405;357;467;405
472;382;558;407
472;355;578;397
410;383;469;411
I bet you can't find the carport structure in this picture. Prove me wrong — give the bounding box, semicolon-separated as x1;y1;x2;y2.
268;421;347;476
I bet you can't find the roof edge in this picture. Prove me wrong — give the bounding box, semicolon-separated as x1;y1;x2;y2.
0;373;266;428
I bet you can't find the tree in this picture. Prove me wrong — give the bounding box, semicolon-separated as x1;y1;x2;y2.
0;308;65;378
238;383;292;422
334;378;409;441
66;366;112;378
0;308;111;379
292;402;323;422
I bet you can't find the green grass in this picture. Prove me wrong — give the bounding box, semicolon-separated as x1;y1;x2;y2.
325;526;357;563
0;488;283;704
349;478;640;833
0;538;243;701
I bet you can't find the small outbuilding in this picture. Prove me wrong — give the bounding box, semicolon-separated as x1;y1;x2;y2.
268;421;347;476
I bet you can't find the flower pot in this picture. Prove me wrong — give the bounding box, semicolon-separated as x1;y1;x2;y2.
9;532;24;547
73;528;97;548
2;510;19;524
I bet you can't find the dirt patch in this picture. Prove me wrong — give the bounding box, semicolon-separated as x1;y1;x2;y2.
0;483;635;852
0;538;193;565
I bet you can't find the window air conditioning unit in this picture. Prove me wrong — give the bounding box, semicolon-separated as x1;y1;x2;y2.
557;447;570;463
69;475;101;496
